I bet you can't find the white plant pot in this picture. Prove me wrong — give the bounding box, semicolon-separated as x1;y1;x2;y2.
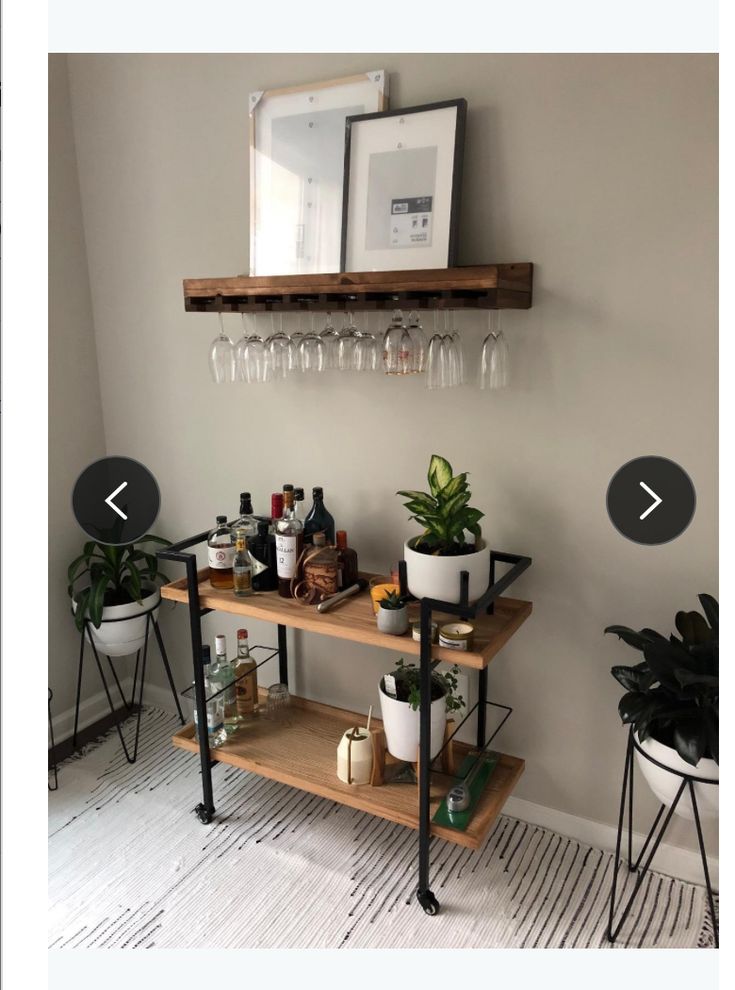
635;733;718;821
378;681;447;763
377;606;409;635
404;538;490;605
73;587;161;658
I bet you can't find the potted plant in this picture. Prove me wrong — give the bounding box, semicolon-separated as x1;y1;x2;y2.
379;657;465;762
606;593;718;820
68;535;171;657
376;589;410;635
397;454;489;604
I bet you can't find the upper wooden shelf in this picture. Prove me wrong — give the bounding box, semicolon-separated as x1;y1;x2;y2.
160;569;532;671
182;263;533;313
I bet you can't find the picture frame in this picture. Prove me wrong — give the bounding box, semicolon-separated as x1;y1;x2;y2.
249;72;389;276
340;99;467;273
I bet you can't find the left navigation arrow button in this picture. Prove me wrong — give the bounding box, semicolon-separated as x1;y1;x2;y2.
105;481;129;520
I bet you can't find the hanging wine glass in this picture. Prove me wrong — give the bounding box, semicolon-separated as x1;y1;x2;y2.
233;313;252;382
479;311;509;389
337;311;359;371
407;310;427;373
266;313;291;380
297;312;326;373
448;311;465;384
383;309;409;375
319;311;340;369
209;311;235;384
242;312;272;384
354;311;379;372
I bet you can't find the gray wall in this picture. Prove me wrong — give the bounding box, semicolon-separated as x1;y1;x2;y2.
61;53;717;850
49;55;109;722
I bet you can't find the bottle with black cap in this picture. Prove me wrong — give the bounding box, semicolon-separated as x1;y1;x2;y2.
293;487;306;525
304;486;335;545
235;492;258;538
207;515;235;590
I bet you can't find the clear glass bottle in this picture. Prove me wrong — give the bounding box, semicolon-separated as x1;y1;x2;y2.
293;487;306;525
234;628;258;719
336;530;359;590
208;515;236;590
235;492;258;538
193;645;226;747
303;486;335;545
233;530;254;597
212;634;238;736
276;487;304;598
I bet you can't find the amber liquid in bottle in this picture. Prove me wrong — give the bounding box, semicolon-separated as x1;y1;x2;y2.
276;489;304;598
208;515;236;590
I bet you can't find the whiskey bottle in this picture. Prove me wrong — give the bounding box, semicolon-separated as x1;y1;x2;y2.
235;492;258;538
208;515;236;590
232;530;254;597
304;486;336;545
336;530;359;590
193;645;226;747
269;492;284;535
276;487;304;598
251;520;278;592
213;634;238;735
234;628;258;718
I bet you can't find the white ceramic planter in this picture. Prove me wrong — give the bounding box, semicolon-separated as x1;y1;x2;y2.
635;733;718;821
404;538;490;604
73;587;161;658
377;606;409;635
379;681;447;762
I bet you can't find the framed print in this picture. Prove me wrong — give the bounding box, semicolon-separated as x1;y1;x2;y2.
249;72;388;276
340;99;467;273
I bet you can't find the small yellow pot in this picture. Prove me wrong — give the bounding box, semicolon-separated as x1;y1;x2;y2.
370;582;400;615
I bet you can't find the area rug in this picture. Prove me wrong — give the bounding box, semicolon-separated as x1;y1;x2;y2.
49;707;716;949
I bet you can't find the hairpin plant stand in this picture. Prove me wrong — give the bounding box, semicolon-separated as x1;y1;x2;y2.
159;525;532;916
72;602;185;764
48;689;59;791
607;727;718;947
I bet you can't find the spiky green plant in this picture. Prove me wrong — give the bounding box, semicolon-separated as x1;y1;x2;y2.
379;589;407;611
397;454;484;556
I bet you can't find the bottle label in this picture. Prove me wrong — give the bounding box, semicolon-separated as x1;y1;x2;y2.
209;545;235;569
275;534;298;579
233;565;252;591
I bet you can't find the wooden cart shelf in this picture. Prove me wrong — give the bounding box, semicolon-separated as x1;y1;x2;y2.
182;263;533;313
173;692;524;850
160;569;532;671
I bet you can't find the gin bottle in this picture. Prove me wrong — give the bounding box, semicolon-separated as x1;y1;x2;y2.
193;645;226;747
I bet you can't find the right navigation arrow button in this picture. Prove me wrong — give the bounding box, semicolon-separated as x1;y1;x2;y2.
638;481;663;520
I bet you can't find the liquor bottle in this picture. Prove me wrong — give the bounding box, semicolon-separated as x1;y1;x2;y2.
213;634;238;735
234;628;258;718
276;487;304;598
208;515;236;590
294;487;307;525
304;486;336;545
235;492;258;538
251;520;278;592
269;492;284;535
193;645;226;747
232;530;254;597
335;530;359;590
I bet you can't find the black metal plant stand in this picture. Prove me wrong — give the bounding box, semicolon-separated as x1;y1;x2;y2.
48;689;59;791
159;529;531;912
72;601;185;764
607;727;719;947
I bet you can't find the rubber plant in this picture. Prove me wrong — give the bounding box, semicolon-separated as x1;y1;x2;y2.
397;454;484;556
68;535;171;632
605;594;719;766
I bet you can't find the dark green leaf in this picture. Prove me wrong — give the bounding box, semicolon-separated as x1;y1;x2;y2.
698;594;718;634
604;625;663;652
673;719;707;767
88;577;110;628
73;588;91;632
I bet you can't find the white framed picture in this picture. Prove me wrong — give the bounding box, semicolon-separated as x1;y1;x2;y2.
341;99;467;273
249;72;388;276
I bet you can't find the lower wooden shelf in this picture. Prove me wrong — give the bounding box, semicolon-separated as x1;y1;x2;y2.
173;692;524;850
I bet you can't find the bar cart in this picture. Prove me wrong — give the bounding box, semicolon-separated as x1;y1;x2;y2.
159;529;531;916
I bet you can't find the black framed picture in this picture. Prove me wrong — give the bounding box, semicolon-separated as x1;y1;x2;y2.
340;98;467;272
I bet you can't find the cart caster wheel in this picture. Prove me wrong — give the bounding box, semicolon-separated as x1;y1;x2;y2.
195;803;213;824
417;890;440;915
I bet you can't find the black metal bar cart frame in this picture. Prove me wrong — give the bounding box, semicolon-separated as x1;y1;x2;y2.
159;531;531;913
607;727;718;946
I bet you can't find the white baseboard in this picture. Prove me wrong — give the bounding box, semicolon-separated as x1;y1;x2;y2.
51;677;134;744
52;687;717;888
504;795;718;889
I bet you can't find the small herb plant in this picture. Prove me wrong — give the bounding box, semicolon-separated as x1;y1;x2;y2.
397;454;484;556
388;657;465;714
68;535;171;632
606;594;718;766
379;590;407;611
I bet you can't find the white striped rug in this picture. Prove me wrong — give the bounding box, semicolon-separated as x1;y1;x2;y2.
49;708;715;949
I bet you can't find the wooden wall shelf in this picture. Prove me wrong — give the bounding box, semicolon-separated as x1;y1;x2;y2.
182;263;533;313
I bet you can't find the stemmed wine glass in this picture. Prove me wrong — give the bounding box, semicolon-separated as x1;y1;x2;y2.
319;312;340;369
266;313;291;380
209;311;235;384
297;313;326;373
407;311;427;373
383;309;414;375
354;311;380;372
242;312;272;384
479;311;510;389
337;311;360;371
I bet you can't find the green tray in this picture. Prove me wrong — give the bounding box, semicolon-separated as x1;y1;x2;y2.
432;751;501;832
